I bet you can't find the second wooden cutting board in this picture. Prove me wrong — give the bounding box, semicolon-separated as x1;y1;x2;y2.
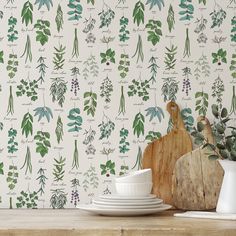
142;101;193;205
172;116;223;210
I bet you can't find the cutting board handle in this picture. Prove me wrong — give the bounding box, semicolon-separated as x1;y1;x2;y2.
197;116;215;144
167;101;185;130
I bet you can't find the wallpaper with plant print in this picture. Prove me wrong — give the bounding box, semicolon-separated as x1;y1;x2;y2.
0;0;235;208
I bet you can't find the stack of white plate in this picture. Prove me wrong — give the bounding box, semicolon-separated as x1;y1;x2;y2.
78;194;171;216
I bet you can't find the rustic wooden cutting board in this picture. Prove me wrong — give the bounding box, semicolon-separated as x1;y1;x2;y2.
172;116;224;210
142;101;192;205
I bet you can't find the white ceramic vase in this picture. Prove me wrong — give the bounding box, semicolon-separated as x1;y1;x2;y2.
216;159;236;214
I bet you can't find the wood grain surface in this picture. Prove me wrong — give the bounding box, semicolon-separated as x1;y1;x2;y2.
172;116;224;210
142;101;192;205
0;209;235;236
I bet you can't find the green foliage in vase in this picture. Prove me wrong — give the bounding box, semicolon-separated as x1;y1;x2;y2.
34;131;51;157
195;105;236;161
16;79;38;101
146;19;162;46
7;16;18;42
21;1;33;26
21;112;33;138
67;0;82;21
67;108;83;132
133;112;145;138
35;0;53;11
84;90;97;117
34;19;51;46
50;77;67;107
133;1;145;27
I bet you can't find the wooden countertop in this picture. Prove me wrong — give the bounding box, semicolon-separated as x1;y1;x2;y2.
0;209;235;236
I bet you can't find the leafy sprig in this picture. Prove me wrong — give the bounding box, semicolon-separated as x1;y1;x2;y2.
67;108;83;132
34;131;51;157
133;112;145;138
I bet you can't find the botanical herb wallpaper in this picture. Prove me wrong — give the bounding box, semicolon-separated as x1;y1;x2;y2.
0;0;235;208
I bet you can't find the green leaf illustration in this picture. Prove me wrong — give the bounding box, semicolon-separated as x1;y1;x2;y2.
21;112;33;138
21;1;33;26
133;112;145;138
133;1;145;27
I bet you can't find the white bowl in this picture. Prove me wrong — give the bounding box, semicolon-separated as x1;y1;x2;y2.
115;169;152;183
115;182;153;197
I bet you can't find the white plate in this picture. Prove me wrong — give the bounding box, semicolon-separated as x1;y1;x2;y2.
93;198;163;206
99;194;156;200
78;204;172;216
92;203;165;209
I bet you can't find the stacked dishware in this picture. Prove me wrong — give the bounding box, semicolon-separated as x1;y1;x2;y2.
78;169;172;216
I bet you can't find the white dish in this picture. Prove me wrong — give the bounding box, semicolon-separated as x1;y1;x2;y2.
92;203;164;209
93;198;163;206
115;182;152;196
78;204;172;216
99;194;156;200
115;169;152;183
